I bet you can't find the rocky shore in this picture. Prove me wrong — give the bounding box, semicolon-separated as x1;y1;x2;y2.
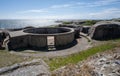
52;47;120;76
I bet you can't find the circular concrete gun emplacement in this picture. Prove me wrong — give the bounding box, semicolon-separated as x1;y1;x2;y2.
7;27;75;50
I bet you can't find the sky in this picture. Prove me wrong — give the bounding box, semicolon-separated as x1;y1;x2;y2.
0;0;120;19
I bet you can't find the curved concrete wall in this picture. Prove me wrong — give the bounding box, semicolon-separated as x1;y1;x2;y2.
7;27;75;50
24;28;70;34
28;35;47;48
89;22;120;40
55;32;74;46
8;35;29;50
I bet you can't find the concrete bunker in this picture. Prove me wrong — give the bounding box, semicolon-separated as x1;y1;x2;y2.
89;21;120;40
7;27;75;50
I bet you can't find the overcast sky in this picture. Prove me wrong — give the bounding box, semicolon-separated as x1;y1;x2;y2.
0;0;120;19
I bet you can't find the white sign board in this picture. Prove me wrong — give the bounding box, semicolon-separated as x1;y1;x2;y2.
47;36;55;46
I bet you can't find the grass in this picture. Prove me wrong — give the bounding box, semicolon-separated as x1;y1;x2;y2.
45;42;117;71
0;38;120;70
81;20;97;26
62;20;96;25
0;50;33;68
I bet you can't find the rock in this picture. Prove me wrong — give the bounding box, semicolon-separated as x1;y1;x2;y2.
0;30;9;49
52;48;120;76
115;60;120;65
0;59;50;76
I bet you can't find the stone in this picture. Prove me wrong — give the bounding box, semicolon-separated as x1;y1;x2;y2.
0;59;50;76
0;30;9;49
115;60;120;65
52;48;120;76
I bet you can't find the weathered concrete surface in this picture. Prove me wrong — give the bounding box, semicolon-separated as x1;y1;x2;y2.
0;59;50;76
7;27;75;50
58;24;82;38
0;30;9;49
81;26;91;34
89;21;120;40
8;30;28;38
10;36;91;58
55;33;74;46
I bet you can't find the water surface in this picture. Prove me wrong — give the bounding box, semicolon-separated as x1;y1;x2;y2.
0;19;57;29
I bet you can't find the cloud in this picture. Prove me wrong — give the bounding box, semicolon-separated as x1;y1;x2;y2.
14;8;120;19
88;0;120;7
15;0;120;19
41;15;75;19
88;8;120;19
49;0;120;9
17;0;119;14
18;9;48;14
50;4;72;8
43;8;120;19
75;0;120;8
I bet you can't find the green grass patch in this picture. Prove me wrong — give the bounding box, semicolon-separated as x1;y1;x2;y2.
45;43;117;71
81;20;97;26
0;50;33;68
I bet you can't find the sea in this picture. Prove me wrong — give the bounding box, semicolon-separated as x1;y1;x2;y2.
0;19;59;29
